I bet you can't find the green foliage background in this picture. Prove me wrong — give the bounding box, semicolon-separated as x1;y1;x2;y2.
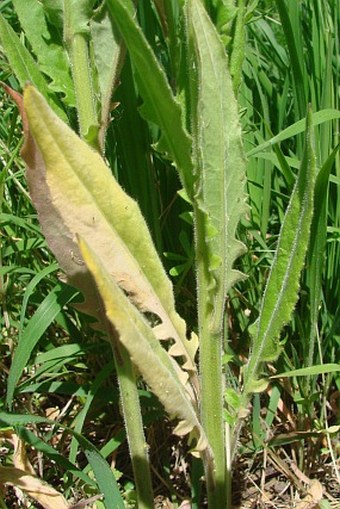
0;0;339;507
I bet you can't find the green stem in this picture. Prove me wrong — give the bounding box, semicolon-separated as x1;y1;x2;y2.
195;206;227;508
71;33;98;141
64;1;98;148
113;341;154;509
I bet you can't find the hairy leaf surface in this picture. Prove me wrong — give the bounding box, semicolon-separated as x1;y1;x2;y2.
91;6;123;147
106;0;195;199
243;109;316;394
186;0;247;332
78;237;208;452
17;86;198;380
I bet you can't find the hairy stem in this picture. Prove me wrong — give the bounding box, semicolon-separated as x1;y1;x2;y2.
64;1;98;148
195;206;227;508
112;339;154;508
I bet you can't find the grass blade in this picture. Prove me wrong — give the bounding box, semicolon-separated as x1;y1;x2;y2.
6;283;78;408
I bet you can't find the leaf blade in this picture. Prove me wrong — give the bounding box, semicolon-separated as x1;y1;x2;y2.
244;107;317;394
186;0;247;332
20;85;198;380
106;0;195;198
78;236;209;453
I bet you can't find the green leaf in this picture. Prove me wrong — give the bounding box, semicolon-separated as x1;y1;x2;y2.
73;433;125;509
90;5;123;146
306;144;340;364
6;284;78;408
270;363;340;378
0;16;67;121
68;362;115;464
20;86;198;379
11;0;75;105
0;412;124;509
106;0;195;198
246;109;340;158
63;0;95;42
19;262;59;341
186;0;247;332
244;107;317;394
78;236;209;453
16;427;95;487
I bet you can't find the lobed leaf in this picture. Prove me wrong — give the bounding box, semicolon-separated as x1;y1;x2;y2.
0;17;66;121
12;0;75;106
106;0;195;199
78;237;208;452
243;108;317;394
186;0;247;332
15;86;198;382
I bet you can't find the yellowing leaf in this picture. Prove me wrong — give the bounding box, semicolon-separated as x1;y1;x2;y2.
78;237;209;453
0;430;69;509
0;466;69;509
18;85;198;385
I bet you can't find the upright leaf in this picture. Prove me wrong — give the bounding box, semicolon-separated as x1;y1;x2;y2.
90;5;123;147
243;108;317;394
106;0;195;199
306;145;339;365
186;0;247;333
6;284;78;408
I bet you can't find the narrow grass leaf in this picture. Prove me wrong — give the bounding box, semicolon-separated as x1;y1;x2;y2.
74;434;125;509
306;144;340;364
244;108;316;394
106;0;195;198
6;284;78;408
270;364;340;378
19;262;59;341
275;0;307;120
247;109;340;157
34;343;92;364
16;427;95;487
69;362;114;464
0;412;124;509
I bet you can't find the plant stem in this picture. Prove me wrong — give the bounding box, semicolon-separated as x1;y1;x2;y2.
195;206;227;508
71;34;98;141
112;340;154;509
64;1;98;148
